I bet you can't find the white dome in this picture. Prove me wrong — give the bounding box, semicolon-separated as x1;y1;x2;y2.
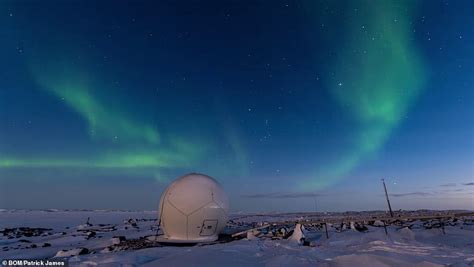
158;173;229;243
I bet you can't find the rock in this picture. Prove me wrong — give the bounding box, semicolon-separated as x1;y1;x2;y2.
146;235;159;242
0;228;52;239
54;247;89;257
274;227;289;238
373;220;385;227
42;243;51;247
86;231;96;239
110;236;162;251
111;236;126;245
19;239;31;243
101;247;113;253
303;240;317;247
354;223;368;232
125;218;138;228
30;244;37;248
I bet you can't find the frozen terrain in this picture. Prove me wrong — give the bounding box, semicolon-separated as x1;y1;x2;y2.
1;209;473;266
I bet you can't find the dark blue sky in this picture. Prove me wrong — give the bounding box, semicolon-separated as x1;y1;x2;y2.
0;0;473;211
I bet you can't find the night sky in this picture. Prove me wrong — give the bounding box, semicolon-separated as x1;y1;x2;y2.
1;0;473;212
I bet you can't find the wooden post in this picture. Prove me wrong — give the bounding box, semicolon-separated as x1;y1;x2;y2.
324;222;329;239
382;179;394;217
383;220;388;236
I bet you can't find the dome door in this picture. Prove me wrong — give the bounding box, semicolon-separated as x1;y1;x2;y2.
199;219;218;236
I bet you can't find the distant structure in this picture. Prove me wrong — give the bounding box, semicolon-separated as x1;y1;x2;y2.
382;178;394;217
157;173;229;243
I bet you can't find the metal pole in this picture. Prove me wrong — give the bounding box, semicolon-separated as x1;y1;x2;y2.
382;179;394;218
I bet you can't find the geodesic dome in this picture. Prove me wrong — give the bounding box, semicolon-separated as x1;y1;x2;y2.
157;173;229;243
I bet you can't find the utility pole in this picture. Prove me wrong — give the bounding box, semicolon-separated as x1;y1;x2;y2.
382;178;394;217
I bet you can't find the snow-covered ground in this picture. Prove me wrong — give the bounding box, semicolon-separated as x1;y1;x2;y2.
1;210;473;266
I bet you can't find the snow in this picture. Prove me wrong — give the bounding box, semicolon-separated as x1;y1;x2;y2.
1;209;473;266
110;236;125;246
374;220;385;227
288;223;305;244
54;247;88;257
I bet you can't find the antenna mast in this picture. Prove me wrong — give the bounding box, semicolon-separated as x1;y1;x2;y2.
382;178;394;217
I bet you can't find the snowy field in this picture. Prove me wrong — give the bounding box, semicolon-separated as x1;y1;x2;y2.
1;209;474;266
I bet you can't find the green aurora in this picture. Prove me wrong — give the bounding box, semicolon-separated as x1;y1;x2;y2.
32;65;161;144
1;0;428;189
307;0;427;188
0;64;206;181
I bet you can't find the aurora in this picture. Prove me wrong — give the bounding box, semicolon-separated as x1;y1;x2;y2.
0;0;472;211
306;0;427;189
